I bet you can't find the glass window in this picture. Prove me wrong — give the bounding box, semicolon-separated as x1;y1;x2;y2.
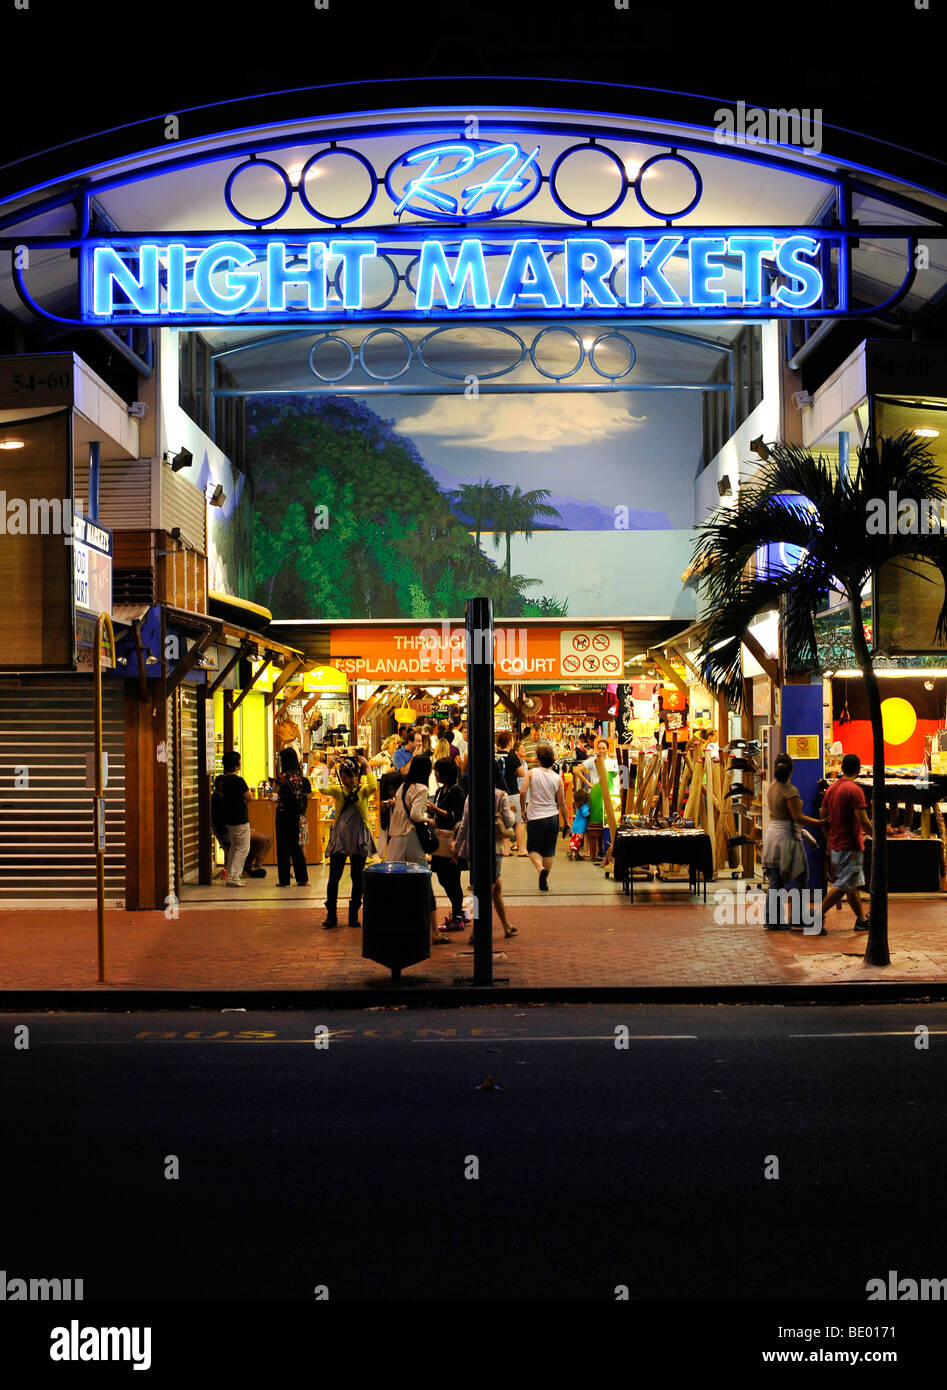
178;334;193;420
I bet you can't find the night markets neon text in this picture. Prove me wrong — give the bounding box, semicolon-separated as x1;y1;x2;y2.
84;232;831;323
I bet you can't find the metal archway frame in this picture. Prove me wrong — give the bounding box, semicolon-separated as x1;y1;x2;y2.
3;110;944;333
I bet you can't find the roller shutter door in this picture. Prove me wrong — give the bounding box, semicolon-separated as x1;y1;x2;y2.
0;677;126;905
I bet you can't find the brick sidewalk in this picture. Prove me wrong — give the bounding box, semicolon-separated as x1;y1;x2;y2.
1;892;945;992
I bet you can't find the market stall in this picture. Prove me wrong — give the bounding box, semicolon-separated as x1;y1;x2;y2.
613;828;714;901
247;795;324;867
829;674;947;892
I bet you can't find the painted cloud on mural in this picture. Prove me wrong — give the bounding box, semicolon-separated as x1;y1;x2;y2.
396;393;647;452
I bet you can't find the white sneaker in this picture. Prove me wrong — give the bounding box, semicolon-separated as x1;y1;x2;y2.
227;879;244;888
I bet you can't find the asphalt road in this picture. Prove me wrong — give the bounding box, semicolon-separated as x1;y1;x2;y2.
2;1003;946;1308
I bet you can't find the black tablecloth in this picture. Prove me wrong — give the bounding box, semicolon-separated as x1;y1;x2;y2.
856;779;947;810
613;830;714;900
863;837;943;893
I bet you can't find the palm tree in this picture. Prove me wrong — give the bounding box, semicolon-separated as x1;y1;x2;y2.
447;479;503;552
484;569;541;614
690;431;947;968
491;484;563;577
396;523;432;590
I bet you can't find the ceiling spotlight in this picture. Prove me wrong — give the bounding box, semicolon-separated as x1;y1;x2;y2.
206;483;226;507
914;427;940;439
166;448;193;472
749;437;772;461
0;438;25;449
716;475;733;497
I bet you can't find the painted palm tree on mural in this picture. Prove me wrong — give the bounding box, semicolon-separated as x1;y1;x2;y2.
491;484;563;577
690;432;947;968
448;479;504;552
484;569;541;613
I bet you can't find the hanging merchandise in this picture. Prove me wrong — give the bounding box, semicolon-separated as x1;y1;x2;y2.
838;681;851;724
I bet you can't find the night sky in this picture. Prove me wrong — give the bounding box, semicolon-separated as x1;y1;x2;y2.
1;2;943;195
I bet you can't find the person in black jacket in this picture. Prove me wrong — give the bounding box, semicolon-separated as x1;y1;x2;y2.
214;750;252;887
429;756;467;929
275;747;311;887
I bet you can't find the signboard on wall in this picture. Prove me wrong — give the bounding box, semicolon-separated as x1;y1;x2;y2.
0;353;75;409
786;734;819;759
302;665;348;692
72;515;112;617
82;229;836;327
866;341;947;397
752;678;771;717
330;624;624;683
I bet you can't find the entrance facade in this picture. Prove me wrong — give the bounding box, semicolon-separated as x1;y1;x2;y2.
1;88;946;909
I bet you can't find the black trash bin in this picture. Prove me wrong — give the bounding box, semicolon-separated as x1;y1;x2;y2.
361;862;432;980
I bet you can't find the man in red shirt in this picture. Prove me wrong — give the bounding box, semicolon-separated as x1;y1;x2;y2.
820;752;873;930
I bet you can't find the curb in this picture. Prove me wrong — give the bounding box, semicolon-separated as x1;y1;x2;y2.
3;982;947;1010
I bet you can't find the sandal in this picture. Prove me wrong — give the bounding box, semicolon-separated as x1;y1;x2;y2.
504;926;518;937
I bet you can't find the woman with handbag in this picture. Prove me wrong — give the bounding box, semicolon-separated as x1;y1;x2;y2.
452;786;518;941
762;752;823;930
384;754;443;945
316;755;376;929
429;756;467;931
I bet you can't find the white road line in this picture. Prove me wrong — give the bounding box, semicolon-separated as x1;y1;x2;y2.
32;1033;701;1045
411;1035;699;1042
790;1030;947;1038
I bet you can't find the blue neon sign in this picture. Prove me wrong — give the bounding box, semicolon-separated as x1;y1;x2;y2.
82;231;835;324
386;140;542;220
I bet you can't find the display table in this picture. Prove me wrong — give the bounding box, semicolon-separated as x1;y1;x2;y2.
856;778;947;811
247;799;324;866
612;828;714;901
862;836;942;893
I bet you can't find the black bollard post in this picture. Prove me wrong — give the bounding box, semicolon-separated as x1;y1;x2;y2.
466;596;495;987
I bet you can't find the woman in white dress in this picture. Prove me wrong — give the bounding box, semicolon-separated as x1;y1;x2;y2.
519;745;570;892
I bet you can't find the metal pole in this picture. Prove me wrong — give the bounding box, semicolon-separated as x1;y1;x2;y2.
466;597;495;987
88;441;100;523
93;613;116;983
